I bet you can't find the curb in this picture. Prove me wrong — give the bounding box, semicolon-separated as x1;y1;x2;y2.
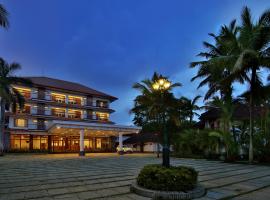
130;183;206;200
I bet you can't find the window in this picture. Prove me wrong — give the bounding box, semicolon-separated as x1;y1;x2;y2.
96;112;109;121
68;96;82;105
33;136;41;149
96;138;102;149
51;93;66;103
96;100;108;108
17;104;31;114
15;119;27;127
13;87;31;99
68;109;81;119
52;108;66;117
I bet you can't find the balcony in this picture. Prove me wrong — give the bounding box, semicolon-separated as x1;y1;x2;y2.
86;101;109;108
51;93;66;104
68;96;82;106
51;108;66;118
68;110;82;120
68;114;82;119
17;105;31;114
52;112;65;118
87;114;109;121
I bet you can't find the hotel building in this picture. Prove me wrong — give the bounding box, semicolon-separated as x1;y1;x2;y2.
4;77;140;155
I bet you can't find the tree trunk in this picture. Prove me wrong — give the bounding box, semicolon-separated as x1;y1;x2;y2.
0;98;5;156
249;67;256;163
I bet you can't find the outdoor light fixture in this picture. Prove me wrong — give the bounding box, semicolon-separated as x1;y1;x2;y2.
153;78;171;91
152;77;171;167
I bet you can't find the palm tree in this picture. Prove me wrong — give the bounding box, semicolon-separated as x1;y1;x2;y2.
179;95;201;123
131;72;181;167
220;7;270;163
0;4;9;29
191;7;270;163
190;20;242;101
0;58;31;155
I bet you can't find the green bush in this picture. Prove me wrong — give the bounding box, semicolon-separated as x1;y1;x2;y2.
137;164;198;191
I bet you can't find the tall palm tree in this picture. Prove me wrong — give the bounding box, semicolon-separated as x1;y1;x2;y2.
0;58;31;155
131;72;181;167
0;4;9;29
220;7;270;163
191;6;270;162
179;95;201;123
190;20;243;101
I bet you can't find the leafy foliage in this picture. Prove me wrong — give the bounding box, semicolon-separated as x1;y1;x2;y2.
137;164;197;191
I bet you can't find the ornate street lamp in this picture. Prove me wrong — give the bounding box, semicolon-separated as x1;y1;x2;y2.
152;78;171;167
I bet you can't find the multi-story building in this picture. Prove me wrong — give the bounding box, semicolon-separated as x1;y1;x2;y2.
4;77;140;155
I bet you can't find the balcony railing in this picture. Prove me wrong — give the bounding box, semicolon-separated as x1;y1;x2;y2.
68;114;82;119
86;102;109;108
87;115;109;121
17;107;31;114
22;92;31;99
52;112;65;118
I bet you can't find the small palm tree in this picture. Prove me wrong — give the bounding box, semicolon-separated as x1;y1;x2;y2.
131;72;181;167
179;95;201;123
0;4;9;29
0;58;31;155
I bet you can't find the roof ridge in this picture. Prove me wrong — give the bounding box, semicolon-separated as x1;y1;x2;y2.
22;76;117;101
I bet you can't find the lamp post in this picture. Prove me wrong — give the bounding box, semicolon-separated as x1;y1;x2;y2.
152;78;171;167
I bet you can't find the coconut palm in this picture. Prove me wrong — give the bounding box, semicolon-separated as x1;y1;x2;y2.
219;7;270;163
192;6;270;162
0;58;31;155
0;4;9;29
190;20;242;101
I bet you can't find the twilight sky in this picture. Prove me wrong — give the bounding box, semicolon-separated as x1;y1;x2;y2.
0;0;269;125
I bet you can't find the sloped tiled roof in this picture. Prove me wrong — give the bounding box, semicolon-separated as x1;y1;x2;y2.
23;76;117;101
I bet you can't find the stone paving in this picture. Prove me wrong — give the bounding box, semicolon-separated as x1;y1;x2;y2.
0;153;270;200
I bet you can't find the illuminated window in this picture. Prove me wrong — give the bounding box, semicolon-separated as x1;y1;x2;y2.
51;93;66;103
96;138;102;149
15;119;27;127
96;100;108;108
52;108;66;117
68;109;82;119
13;87;31;99
96;112;109;121
17;104;31;114
68;96;82;105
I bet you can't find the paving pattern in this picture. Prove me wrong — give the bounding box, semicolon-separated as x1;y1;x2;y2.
0;153;270;200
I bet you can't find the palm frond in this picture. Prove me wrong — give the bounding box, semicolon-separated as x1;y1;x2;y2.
0;4;9;29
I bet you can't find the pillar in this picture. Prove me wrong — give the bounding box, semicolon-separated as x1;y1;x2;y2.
29;135;33;151
48;135;52;153
79;129;85;156
118;132;124;155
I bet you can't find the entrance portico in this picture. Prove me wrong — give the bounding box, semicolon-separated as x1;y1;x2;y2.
48;120;141;155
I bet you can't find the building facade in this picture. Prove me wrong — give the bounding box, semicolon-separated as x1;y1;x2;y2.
4;77;140;154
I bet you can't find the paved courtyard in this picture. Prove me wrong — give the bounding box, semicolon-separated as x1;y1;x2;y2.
0;153;270;200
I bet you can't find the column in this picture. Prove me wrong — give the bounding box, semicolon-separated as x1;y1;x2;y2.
79;129;85;156
29;135;33;151
65;94;68;104
48;135;52;153
118;132;124;155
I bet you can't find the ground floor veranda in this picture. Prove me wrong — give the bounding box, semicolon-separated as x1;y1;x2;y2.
6;121;141;154
9;134;116;153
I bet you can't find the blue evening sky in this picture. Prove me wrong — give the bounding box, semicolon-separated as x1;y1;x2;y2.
0;0;269;125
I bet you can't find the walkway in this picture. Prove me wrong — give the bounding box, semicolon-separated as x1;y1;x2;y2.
0;153;269;200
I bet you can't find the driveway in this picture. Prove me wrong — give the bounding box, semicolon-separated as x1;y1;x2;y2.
0;153;270;200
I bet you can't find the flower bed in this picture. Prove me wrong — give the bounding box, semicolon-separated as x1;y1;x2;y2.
137;164;198;191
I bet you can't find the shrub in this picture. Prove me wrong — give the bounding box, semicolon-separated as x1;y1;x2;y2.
137;164;198;191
